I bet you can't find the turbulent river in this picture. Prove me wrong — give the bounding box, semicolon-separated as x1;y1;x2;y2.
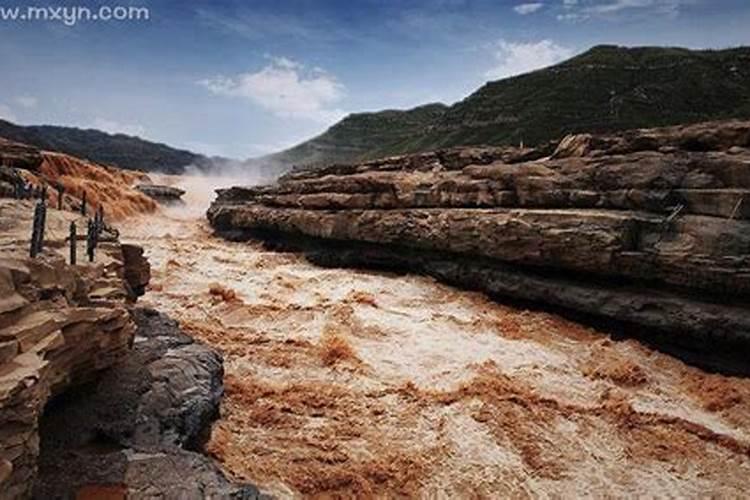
120;176;750;498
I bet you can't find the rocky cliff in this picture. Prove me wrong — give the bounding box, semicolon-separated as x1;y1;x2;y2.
1;136;158;220
209;120;750;366
0;198;257;498
0;200;149;497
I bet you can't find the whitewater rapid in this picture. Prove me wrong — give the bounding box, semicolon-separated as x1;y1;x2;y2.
119;175;750;498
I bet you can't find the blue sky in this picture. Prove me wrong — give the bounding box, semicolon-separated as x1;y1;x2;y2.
1;0;749;159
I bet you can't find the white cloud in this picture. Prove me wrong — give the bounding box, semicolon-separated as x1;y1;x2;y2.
514;3;544;14
558;0;691;21
485;40;574;80
557;12;586;21
91;118;146;137
0;104;17;122
199;56;346;124
15;96;37;109
587;0;658;14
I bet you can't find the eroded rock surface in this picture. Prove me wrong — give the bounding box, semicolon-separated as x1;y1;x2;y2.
0;137;157;220
0;201;144;498
0;139;43;172
208;120;750;361
32;308;262;499
136;184;186;205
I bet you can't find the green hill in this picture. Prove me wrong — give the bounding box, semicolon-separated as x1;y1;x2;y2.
266;45;750;170
0;119;212;173
266;103;448;167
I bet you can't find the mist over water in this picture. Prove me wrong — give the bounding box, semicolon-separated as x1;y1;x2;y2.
152;164;271;220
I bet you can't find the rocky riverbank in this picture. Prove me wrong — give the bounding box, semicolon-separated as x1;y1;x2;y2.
123;183;750;497
208;120;750;368
33;308;262;499
0;199;150;497
0;198;256;498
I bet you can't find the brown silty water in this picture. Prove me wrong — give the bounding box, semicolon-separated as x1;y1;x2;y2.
120;175;750;498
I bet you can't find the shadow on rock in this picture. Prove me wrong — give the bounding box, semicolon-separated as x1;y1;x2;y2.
33;307;264;499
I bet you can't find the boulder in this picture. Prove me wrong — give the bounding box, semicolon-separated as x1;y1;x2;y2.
136;184;186;205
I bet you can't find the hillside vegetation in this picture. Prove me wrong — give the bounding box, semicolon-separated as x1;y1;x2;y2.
266;45;750;170
0;119;211;173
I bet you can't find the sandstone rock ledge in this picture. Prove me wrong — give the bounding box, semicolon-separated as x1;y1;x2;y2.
208;120;750;366
0;200;151;498
0;200;256;498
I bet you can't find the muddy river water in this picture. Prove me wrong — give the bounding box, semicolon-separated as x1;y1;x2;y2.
120;176;750;498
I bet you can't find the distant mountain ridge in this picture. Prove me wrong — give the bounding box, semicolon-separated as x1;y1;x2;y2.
0;119;213;173
3;45;749;177
265;45;750;172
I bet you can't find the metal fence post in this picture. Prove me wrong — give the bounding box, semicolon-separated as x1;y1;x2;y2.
29;200;46;258
30;202;41;258
39;201;46;254
69;221;77;265
86;218;96;262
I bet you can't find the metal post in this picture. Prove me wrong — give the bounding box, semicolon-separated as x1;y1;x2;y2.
86;218;96;262
38;201;46;255
30;202;41;258
69;222;77;265
30;200;46;258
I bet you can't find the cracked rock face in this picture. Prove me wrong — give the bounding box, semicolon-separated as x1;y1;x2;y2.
208;120;750;363
0;202;143;498
32;308;262;499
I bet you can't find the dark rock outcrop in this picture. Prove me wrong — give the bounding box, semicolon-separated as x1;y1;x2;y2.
32;308;262;499
208;120;750;363
136;184;186;205
0;138;43;172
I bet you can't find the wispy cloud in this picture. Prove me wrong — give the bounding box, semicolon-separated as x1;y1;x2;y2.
485;39;574;80
199;56;346;124
514;3;545;15
557;0;694;22
195;7;352;43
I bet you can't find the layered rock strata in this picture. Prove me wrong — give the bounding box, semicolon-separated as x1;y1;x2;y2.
0;200;148;498
0;137;157;219
136;184;186;205
208;120;750;360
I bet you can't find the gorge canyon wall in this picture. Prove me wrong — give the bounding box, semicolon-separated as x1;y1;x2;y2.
208;120;750;369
